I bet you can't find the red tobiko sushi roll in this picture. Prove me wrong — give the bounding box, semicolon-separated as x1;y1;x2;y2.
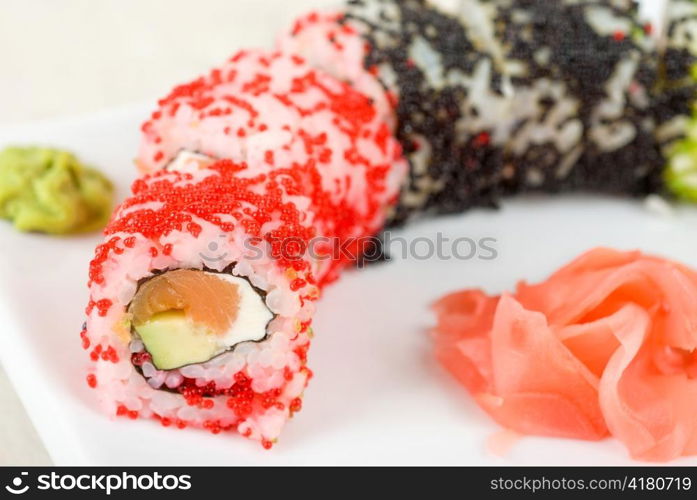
137;49;403;193
83;50;406;446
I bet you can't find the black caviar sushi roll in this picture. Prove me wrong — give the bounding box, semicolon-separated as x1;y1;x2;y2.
489;0;663;196
284;0;697;222
283;0;674;223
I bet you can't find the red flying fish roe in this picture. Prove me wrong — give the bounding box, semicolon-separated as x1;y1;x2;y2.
89;160;323;284
278;10;396;121
136;49;405;283
116;405;139;420
113;52;403;285
80;327;90;350
169;375;290;425
473;132;491;148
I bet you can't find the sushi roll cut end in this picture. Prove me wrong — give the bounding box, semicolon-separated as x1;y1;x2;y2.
129;270;274;371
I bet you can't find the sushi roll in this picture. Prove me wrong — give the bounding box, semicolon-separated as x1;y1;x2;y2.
654;0;697;141
486;0;662;196
281;0;674;222
279;1;507;222
660;0;697;200
83;50;406;446
137;49;404;193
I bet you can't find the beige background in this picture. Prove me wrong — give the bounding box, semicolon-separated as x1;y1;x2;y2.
0;0;337;125
0;0;335;465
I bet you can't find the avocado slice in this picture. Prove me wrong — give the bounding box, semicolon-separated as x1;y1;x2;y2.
134;311;220;370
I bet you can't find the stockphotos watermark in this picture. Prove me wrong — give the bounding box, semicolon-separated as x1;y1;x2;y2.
200;231;498;266
4;471;191;495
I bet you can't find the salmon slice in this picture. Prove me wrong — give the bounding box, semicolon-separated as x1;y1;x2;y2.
432;248;697;462
129;269;240;334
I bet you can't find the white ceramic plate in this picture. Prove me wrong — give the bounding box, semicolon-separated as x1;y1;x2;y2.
0;0;693;465
1;106;697;465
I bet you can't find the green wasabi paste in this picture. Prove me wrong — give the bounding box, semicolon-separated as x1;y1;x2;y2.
0;147;113;234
